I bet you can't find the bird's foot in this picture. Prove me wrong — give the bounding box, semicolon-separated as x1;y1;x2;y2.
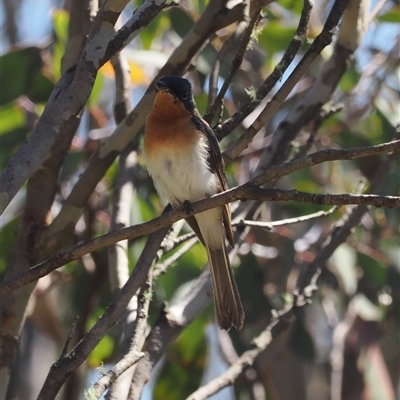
183;200;194;215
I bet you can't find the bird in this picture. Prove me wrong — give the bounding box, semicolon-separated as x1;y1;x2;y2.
143;76;244;330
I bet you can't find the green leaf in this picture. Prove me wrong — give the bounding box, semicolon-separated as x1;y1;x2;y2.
339;60;361;92
0;103;26;134
139;13;169;49
278;0;305;14
154;318;206;400
377;7;400;23
88;72;104;107
0;46;54;105
168;8;194;38
0;127;29;169
52;8;69;43
290;317;315;360
52;8;70;78
357;252;387;290
0;47;42;105
27;71;55;104
88;334;114;367
259;22;296;54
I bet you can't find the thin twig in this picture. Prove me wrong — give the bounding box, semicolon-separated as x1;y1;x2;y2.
330;303;357;400
243;188;399;207
154;237;199;278
215;0;314;140
294;104;344;160
205;3;264;123
130;269;214;399
223;0;350;158
173;232;198;246
185;306;292;400
60;316;80;358
236;207;338;230
253;0;368;174
92;267;154;398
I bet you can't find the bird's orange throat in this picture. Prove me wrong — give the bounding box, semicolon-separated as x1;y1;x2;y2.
144;91;199;158
149;90;191;122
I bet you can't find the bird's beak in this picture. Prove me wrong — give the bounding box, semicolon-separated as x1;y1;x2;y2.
155;80;169;92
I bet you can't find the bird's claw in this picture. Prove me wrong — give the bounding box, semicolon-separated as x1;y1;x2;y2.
183;200;194;215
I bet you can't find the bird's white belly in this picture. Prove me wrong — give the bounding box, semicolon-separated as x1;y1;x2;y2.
144;136;219;206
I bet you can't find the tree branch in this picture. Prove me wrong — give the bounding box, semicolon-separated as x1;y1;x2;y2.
0;0;175;215
35;0;248;260
153;237;199;278
0;139;398;297
129;269;214;399
243;188;399;207
92;267;153;399
255;0;369;173
103;51;138;400
204;1;263;123
250;139;400;186
236;206;338;229
62;0;97;73
223;0;352;158
35;228;168;400
216;0;314;141
185;136;397;400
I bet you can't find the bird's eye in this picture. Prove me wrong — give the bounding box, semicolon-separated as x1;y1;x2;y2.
181;91;188;100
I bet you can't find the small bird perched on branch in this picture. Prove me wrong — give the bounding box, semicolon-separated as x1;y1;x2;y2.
143;76;244;330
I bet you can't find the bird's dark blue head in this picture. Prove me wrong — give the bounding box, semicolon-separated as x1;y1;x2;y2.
155;76;196;112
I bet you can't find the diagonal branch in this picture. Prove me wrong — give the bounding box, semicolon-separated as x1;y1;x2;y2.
255;0;370;173
223;0;352;158
35;228;169;400
92;267;153;399
185;135;397;400
0;1;98;397
104;52;137;400
0;139;398;297
62;0;98;73
215;0;314;141
0;0;175;215
130;269;214;399
204;1;264;123
36;0;249;260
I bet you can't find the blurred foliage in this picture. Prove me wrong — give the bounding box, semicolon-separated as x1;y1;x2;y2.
1;1;399;399
154;318;207;400
0;46;54;105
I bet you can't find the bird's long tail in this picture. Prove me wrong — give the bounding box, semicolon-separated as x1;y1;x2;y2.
206;245;244;331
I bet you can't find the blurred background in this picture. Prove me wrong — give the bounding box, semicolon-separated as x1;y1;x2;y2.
0;0;399;399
